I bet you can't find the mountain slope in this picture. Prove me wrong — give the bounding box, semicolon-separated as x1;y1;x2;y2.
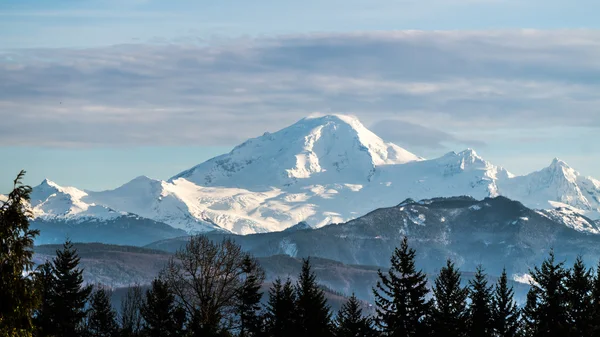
24;114;600;235
32;215;188;246
171;115;423;189
147;196;600;279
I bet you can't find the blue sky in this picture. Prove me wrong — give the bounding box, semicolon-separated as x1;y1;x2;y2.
1;0;600;191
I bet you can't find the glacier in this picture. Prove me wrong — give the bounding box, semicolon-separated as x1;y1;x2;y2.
16;114;600;235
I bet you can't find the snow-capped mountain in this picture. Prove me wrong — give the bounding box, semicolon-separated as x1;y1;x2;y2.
29;179;120;220
171;115;422;188
21;114;600;235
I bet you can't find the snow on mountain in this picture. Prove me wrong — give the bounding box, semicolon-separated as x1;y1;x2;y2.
29;179;119;220
27;114;600;235
87;176;219;233
171;114;423;189
500;158;600;213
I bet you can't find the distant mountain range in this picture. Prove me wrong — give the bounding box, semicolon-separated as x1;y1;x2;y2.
147;196;600;280
14;114;600;241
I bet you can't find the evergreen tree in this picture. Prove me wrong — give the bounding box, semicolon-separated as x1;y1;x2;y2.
528;250;568;337
295;258;332;337
236;255;265;337
565;256;593;337
467;266;493;337
373;237;431;337
50;240;93;337
141;278;186;337
334;294;377;337
265;278;297;337
86;287;118;337
520;288;539;337
591;260;600;337
430;259;468;337
0;170;39;337
491;269;519;337
33;261;56;337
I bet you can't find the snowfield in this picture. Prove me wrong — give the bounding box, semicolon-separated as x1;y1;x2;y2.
17;114;600;234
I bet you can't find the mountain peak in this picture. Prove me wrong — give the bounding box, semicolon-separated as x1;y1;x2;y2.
171;114;422;187
302;114;362;126
40;178;60;189
550;157;570;169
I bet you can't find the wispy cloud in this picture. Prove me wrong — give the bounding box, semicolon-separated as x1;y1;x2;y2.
1;30;599;148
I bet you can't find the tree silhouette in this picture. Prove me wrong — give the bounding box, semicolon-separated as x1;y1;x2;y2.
295;258;332;337
373;236;431;337
565;256;593;336
86;286;118;337
491;268;519;337
141;278;186;337
528;250;568;337
0;171;39;337
236;255;265;337
265;278;297;337
50;240;93;337
334;294;377;337
430;259;468;337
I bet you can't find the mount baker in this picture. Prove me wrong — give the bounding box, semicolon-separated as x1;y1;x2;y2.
19;115;600;235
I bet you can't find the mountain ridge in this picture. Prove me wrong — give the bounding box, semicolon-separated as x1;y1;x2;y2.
12;114;600;235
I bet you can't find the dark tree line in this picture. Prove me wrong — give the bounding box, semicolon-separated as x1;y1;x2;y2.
5;171;600;336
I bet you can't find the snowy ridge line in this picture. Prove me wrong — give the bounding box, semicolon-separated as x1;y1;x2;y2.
14;114;600;235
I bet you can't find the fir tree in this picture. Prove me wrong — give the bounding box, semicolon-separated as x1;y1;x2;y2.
141;278;186;337
528;250;568;337
520;288;539;337
295;258;332;337
86;286;118;337
491;268;519;337
373;236;431;337
334;294;377;337
50;240;93;337
591;260;600;337
33;261;56;337
467;266;493;337
565;256;593;337
265;278;297;337
430;259;468;337
0;170;39;337
236;255;265;337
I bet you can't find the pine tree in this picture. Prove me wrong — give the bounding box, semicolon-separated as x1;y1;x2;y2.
334;294;377;337
86;286;118;337
591;260;600;337
33;261;56;337
467;266;493;337
565;256;593;337
141;278;186;337
0;170;40;337
265;278;297;337
528;250;568;337
295;258;332;337
430;259;468;337
520;288;539;337
491;268;519;337
373;236;431;337
50;240;93;337
236;255;265;337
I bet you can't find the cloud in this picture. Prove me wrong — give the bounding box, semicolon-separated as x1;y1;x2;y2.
1;30;600;148
369;120;486;149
